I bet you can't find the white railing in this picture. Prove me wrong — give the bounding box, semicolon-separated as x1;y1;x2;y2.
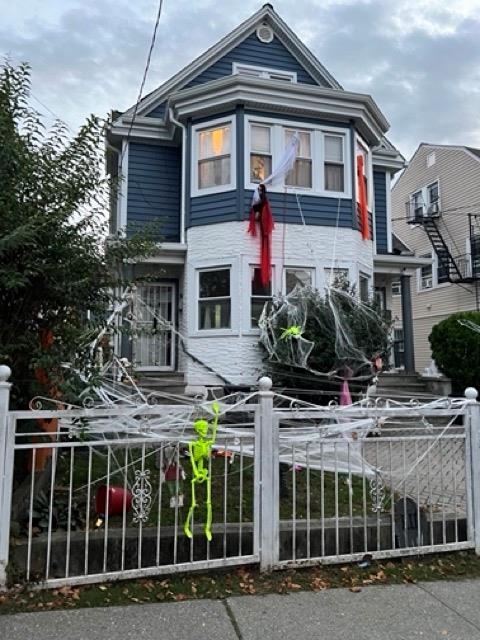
0;368;479;589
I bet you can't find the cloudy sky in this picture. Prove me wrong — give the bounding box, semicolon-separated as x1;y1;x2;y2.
2;0;480;158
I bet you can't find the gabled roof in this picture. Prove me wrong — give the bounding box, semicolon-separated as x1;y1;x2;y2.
392;142;480;192
121;4;342;121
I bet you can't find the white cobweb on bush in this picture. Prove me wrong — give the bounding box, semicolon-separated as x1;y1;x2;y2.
258;282;387;382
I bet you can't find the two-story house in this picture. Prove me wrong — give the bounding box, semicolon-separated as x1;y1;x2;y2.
392;143;480;373
107;4;421;392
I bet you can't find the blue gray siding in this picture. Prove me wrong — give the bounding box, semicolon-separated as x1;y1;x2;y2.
127;142;181;242
186;191;353;229
244;192;353;227
146;102;166;119
373;170;388;253
186;33;319;88
189;191;238;227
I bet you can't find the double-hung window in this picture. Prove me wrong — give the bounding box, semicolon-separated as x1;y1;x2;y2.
359;273;370;302
250;125;272;183
285;130;312;188
324;135;345;192
196;122;233;192
198;268;231;330
251;267;272;327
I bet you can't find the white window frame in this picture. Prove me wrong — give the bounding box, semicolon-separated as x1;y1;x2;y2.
283;266;315;294
408;178;441;220
392;280;401;296
244;115;351;199
359;271;371;302
324;266;350;288
250;264;274;328
191;115;236;197
355;133;373;210
417;252;433;292
232;62;297;83
197;266;232;332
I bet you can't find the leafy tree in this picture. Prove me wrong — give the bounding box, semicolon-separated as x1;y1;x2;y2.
429;311;480;394
0;61;157;407
260;281;391;390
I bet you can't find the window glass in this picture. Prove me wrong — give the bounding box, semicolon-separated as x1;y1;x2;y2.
436;249;449;284
427;181;439;204
251;267;272;327
250;125;272;183
285;268;313;293
285;130;312;188
325;135;345;192
324;267;349;288
198;269;231;330
359;273;370;302
392;280;401;296
198;125;231;189
419;254;433;290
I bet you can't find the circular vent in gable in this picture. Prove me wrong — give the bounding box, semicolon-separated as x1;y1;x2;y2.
256;23;274;43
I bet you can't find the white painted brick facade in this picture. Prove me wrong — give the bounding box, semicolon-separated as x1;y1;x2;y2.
183;220;374;386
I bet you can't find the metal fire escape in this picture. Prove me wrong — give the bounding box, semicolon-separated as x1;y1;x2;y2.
406;199;479;285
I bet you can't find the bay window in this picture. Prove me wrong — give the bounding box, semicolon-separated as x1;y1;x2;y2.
198;268;231;330
246;118;351;197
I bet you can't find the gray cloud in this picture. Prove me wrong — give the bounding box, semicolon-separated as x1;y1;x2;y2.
1;0;480;157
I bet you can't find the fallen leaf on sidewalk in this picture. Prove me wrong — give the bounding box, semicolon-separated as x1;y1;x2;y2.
349;586;362;593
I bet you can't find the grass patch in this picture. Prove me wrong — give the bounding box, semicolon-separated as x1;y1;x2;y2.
1;551;480;615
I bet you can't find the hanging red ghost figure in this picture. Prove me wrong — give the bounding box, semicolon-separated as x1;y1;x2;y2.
247;184;275;286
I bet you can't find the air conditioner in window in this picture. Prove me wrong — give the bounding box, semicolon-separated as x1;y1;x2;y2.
427;202;440;215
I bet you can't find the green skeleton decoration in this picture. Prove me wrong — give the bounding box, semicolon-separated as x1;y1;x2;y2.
184;401;220;541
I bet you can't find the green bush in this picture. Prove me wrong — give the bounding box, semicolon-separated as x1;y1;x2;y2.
429;311;480;393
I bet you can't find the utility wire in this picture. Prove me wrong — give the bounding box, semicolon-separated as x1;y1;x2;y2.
121;0;165;162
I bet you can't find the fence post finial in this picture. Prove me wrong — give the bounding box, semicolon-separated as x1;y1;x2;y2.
0;365;11;384
258;376;272;392
465;387;478;403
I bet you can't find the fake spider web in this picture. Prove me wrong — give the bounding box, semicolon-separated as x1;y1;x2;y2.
258;283;389;383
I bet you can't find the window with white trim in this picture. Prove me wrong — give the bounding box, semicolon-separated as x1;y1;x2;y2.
359;272;370;302
250;267;272;327
285;129;312;188
356;138;370;208
324;134;344;192
198;268;231;330
418;253;433;291
285;267;313;293
392;280;401;296
250;125;272;183
197;124;231;190
246;118;350;197
233;63;296;83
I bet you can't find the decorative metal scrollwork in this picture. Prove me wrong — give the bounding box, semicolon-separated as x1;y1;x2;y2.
132;469;152;524
369;472;385;513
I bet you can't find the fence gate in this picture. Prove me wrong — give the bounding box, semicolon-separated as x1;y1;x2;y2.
268;399;479;569
0;397;259;588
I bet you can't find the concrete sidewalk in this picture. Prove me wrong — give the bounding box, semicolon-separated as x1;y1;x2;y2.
2;579;480;640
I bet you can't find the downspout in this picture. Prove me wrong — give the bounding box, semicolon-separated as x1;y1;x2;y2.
169;107;186;245
106;142;121;234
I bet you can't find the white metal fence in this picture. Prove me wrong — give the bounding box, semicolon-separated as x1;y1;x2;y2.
0;368;479;589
